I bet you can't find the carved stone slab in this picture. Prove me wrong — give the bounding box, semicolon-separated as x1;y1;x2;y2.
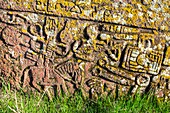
0;0;170;100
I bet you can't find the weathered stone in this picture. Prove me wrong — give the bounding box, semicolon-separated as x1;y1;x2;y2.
0;0;170;100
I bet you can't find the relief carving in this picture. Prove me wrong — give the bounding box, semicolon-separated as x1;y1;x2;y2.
0;0;170;100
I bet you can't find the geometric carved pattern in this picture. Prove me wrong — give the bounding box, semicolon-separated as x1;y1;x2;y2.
0;0;170;100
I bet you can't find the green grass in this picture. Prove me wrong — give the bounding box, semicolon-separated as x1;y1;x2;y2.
0;83;170;113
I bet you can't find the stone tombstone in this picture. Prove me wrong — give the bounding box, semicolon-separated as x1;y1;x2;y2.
0;0;170;100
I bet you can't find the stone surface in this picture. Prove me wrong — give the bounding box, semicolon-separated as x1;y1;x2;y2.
0;0;170;100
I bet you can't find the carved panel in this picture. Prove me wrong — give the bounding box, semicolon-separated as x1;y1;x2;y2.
0;0;170;100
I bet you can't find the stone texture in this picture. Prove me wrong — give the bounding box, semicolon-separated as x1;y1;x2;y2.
0;0;170;100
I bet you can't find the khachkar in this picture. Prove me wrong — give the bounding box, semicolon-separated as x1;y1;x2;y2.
0;0;170;100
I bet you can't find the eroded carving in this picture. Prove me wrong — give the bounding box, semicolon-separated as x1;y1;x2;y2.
0;0;170;100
